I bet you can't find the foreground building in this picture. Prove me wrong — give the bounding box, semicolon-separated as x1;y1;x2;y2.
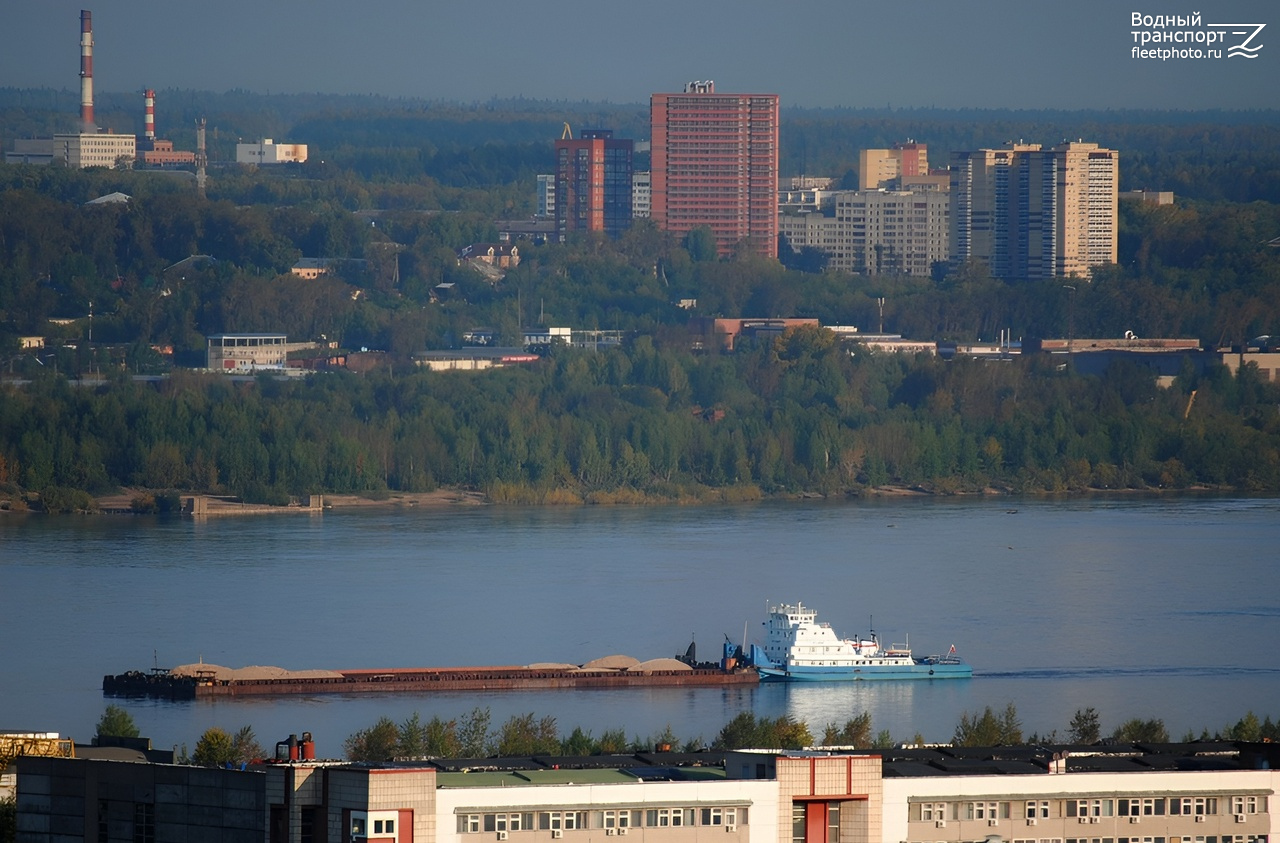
14;742;1278;843
650;81;780;259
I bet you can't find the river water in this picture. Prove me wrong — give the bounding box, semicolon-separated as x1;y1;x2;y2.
2;495;1278;757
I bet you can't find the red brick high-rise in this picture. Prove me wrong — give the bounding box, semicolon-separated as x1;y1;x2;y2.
650;81;780;259
554;129;633;242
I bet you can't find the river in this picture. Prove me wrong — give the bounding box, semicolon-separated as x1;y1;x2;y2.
2;495;1277;757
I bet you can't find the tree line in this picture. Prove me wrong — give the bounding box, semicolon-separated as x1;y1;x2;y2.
89;702;1280;769
3;330;1279;511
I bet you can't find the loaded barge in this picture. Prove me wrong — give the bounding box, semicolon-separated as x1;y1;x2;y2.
103;646;758;701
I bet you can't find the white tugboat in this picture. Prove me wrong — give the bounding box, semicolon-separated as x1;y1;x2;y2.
750;602;971;681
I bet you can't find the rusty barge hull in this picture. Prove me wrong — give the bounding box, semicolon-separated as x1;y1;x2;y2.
103;666;759;700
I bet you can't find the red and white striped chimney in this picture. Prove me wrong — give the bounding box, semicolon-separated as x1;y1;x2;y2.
80;10;95;130
144;89;155;139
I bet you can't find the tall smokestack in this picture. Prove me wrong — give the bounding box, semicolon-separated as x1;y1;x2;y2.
144;89;155;139
80;10;95;130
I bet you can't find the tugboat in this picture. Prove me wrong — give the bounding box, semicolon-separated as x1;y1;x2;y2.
748;602;972;681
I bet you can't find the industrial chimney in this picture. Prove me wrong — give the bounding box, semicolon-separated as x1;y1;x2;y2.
144;89;155;140
80;10;95;130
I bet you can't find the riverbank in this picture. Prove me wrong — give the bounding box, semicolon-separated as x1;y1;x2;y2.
2;481;1234;517
86;488;489;514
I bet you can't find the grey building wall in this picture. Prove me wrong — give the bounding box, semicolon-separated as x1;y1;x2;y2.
16;757;265;843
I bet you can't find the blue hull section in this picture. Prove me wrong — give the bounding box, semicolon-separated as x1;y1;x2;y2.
757;662;972;682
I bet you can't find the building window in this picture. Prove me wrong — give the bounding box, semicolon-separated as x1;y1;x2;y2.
792;804;806;843
828;804;840;843
922;803;947;821
133;804;155;843
1027;802;1050;819
539;812;584;831
968;803;1009;820
1069;801;1115;818
458;816;480;833
1171;799;1217;817
1231;797;1263;815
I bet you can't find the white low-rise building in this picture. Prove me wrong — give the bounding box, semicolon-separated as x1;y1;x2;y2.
236;138;308;164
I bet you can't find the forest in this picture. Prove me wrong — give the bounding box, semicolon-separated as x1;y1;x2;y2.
2;331;1278;511
1;94;1278;508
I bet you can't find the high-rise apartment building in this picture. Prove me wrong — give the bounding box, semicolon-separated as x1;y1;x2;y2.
554;129;634;241
950;141;1117;280
632;171;651;219
779;187;950;277
859;142;929;190
832;189;950;276
650;81;780;259
536;174;556;218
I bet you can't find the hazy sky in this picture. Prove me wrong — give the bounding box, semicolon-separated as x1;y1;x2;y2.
1;0;1275;110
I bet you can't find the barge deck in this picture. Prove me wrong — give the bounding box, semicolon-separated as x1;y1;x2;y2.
103;664;759;700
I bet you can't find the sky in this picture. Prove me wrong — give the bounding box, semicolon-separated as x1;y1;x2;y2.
0;0;1275;111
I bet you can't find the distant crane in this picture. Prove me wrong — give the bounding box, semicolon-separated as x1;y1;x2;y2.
561;122;573;140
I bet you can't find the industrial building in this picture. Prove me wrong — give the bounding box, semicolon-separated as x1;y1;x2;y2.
2;12;203;170
206;334;290;371
136;89;196;166
12;742;1278;843
236;139;309;165
650;81;780;259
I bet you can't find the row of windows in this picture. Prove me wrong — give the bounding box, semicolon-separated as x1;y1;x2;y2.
458;807;745;833
915;797;1267;822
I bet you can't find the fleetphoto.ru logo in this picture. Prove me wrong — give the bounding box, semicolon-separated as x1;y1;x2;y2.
1131;12;1265;60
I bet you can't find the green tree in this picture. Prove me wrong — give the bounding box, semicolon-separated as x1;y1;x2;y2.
684;226;718;262
398;712;430;758
191;727;237;767
821;713;873;748
0;796;14;843
95;704;140;740
344;716;401;762
954;703;1022;746
496;713;560;756
457;707;492;756
713;712;811;750
423;715;461;757
1223;712;1262;742
1068;708;1101;744
231;726;265;764
561;726;598;756
597;728;630;754
1112;718;1169;743
871;730;896;749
